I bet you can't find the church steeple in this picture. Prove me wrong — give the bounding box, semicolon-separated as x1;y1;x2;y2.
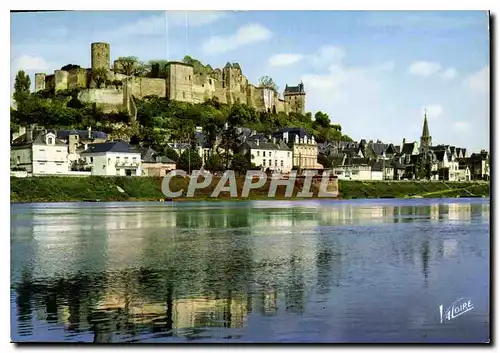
420;108;432;152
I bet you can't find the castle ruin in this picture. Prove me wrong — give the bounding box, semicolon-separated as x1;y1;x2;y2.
34;42;306;116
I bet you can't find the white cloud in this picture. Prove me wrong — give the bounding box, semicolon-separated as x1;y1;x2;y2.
363;13;486;30
13;55;50;72
202;23;271;54
268;53;304;67
466;66;489;92
453;121;470;130
441;67;458;80
311;45;345;70
408;61;441;76
167;11;228;27
99;11;227;41
422;104;444;119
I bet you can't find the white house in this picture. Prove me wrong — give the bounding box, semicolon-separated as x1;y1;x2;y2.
238;138;293;173
434;149;459;181
80;141;142;176
11;128;69;176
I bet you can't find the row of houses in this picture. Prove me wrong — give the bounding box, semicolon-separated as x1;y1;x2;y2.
10;121;489;181
9;126;321;177
319;139;489;181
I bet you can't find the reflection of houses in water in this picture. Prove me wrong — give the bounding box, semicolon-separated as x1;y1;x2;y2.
448;203;472;221
430;204;440;221
92;292;249;329
443;239;458;258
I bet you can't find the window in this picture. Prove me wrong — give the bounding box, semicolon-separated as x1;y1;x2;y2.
275;160;278;167
125;156;129;160
39;149;45;152
133;157;137;160
263;160;266;166
257;151;260;157
269;159;272;166
287;152;290;157
48;138;53;144
103;165;106;169
108;158;111;166
56;149;62;153
281;160;283;167
90;157;93;163
56;163;62;166
263;151;266;157
39;162;46;166
269;152;272;157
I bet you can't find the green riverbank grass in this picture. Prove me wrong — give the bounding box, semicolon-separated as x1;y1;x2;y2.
10;176;489;203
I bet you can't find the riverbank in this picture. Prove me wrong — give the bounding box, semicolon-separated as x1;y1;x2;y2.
10;176;489;203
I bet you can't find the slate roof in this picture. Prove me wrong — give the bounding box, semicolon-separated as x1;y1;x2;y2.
434;150;446;162
242;140;291;151
385;144;398;155
273;127;312;142
401;142;416;154
284;82;305;94
394;145;401;153
370;143;388;156
156;156;176;164
81;141;139;154
57;130;107;140
138;147;157;162
12;130;66;147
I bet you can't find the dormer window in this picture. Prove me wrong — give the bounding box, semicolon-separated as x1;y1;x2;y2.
47;137;54;145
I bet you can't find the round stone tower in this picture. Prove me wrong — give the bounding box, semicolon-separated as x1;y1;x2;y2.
91;42;110;71
34;73;46;92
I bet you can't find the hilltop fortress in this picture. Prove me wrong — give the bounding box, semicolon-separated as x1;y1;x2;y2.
34;42;306;116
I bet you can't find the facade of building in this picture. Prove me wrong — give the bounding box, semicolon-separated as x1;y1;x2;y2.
238;138;293;173
273;128;321;170
11;128;69;175
80;141;142;176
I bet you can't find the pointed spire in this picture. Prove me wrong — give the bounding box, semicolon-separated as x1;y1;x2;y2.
422;108;430;138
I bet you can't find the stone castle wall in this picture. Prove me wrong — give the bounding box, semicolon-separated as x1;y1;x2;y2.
33;42;306;116
77;88;124;114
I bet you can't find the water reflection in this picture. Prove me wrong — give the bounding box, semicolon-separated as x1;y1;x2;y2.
11;199;490;343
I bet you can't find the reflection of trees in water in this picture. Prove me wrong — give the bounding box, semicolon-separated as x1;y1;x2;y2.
284;255;305;314
315;233;342;295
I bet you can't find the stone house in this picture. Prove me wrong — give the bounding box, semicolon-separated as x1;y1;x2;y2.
238;138;293;173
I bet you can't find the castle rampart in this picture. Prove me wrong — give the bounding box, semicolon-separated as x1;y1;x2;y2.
54;70;68;93
33;42;306;116
34;73;46;92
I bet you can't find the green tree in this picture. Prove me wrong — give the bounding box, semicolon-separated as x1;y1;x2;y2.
178;149;202;172
163;148;180;162
231;153;254;176
61;64;81;71
115;56;146;76
314;111;330;128
91;68;108;88
205;153;224;172
258;76;279;91
13;70;31;106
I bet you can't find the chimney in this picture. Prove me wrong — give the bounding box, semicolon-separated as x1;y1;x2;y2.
273;137;276;144
256;139;259;146
26;126;33;143
88;126;92;139
283;131;289;143
402;137;406;145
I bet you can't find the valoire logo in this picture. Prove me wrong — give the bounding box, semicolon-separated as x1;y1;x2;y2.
439;298;474;323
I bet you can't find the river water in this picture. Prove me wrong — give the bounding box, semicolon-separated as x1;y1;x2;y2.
10;198;490;343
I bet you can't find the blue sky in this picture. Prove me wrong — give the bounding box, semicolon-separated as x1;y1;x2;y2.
11;10;490;152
